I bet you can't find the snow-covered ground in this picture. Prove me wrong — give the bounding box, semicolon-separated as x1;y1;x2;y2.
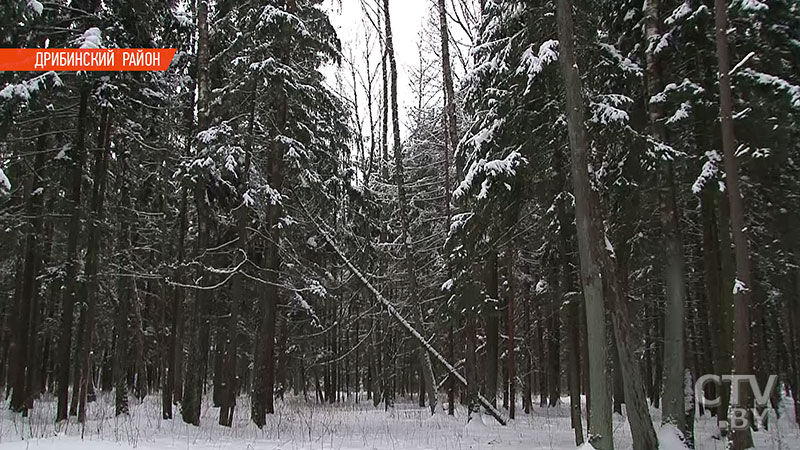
1;393;797;449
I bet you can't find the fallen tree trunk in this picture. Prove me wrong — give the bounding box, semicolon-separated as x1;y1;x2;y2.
308;212;507;426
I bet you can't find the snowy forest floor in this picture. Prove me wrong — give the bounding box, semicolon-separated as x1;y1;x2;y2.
0;393;798;449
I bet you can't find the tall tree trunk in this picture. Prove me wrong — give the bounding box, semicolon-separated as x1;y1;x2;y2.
160;134;176;419
170;72;196;410
536;305;547;408
70;308;86;416
612;332;625;415
437;0;456;207
522;275;532;415
554;144;583;442
485;252;499;408
354;299;360;404
554;1;613;447
160;216;172;420
382;0;437;415
791;245;800;427
275;306;289;401
380;9;389;181
791;252;800;427
580;300;590;432
547;268;561;408
717;191;736;426
371;318;381;406
56;86;90;422
604;259;660;450
565;300;584;443
506;250;516;420
114;147;132;417
77;109;112;424
253;56;288;431
437;0;458;417
131;285;148;401
171;188;188;407
700;164;728;424
8;121;49;415
182;0;211;426
713;0;754;446
465;289;479;420
9;122;49;414
220;79;256;427
644;0;687;432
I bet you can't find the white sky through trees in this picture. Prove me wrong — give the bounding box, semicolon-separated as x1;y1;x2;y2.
324;0;431;137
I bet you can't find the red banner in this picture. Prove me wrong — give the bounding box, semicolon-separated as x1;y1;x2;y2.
0;49;177;71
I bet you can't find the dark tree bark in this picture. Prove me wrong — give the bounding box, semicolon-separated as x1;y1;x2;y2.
114;147;132;417
219;78;256;427
9;122;49;414
523;275;533;415
131;282;148;401
371;318;381;407
555;144;583;444
182;0;211;426
536;302;547;408
565;299;584;443
713;0;754;446
612;332;624;415
556;2;658;448
380;9;389;181
506;250;516;420
644;0;686;430
553;1;613;446
169;72;196;410
702;187;733;423
77;109;112;423
252;63;287;430
465;298;479;419
172;191;189;407
791;246;800;427
790;254;800;426
718;191;736;424
547;268;561;408
56;85;90;422
485;252;499;408
275;305;289;401
160;131;178;419
603;254;660;450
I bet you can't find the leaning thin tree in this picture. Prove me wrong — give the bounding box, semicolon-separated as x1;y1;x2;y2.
303;205;508;426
